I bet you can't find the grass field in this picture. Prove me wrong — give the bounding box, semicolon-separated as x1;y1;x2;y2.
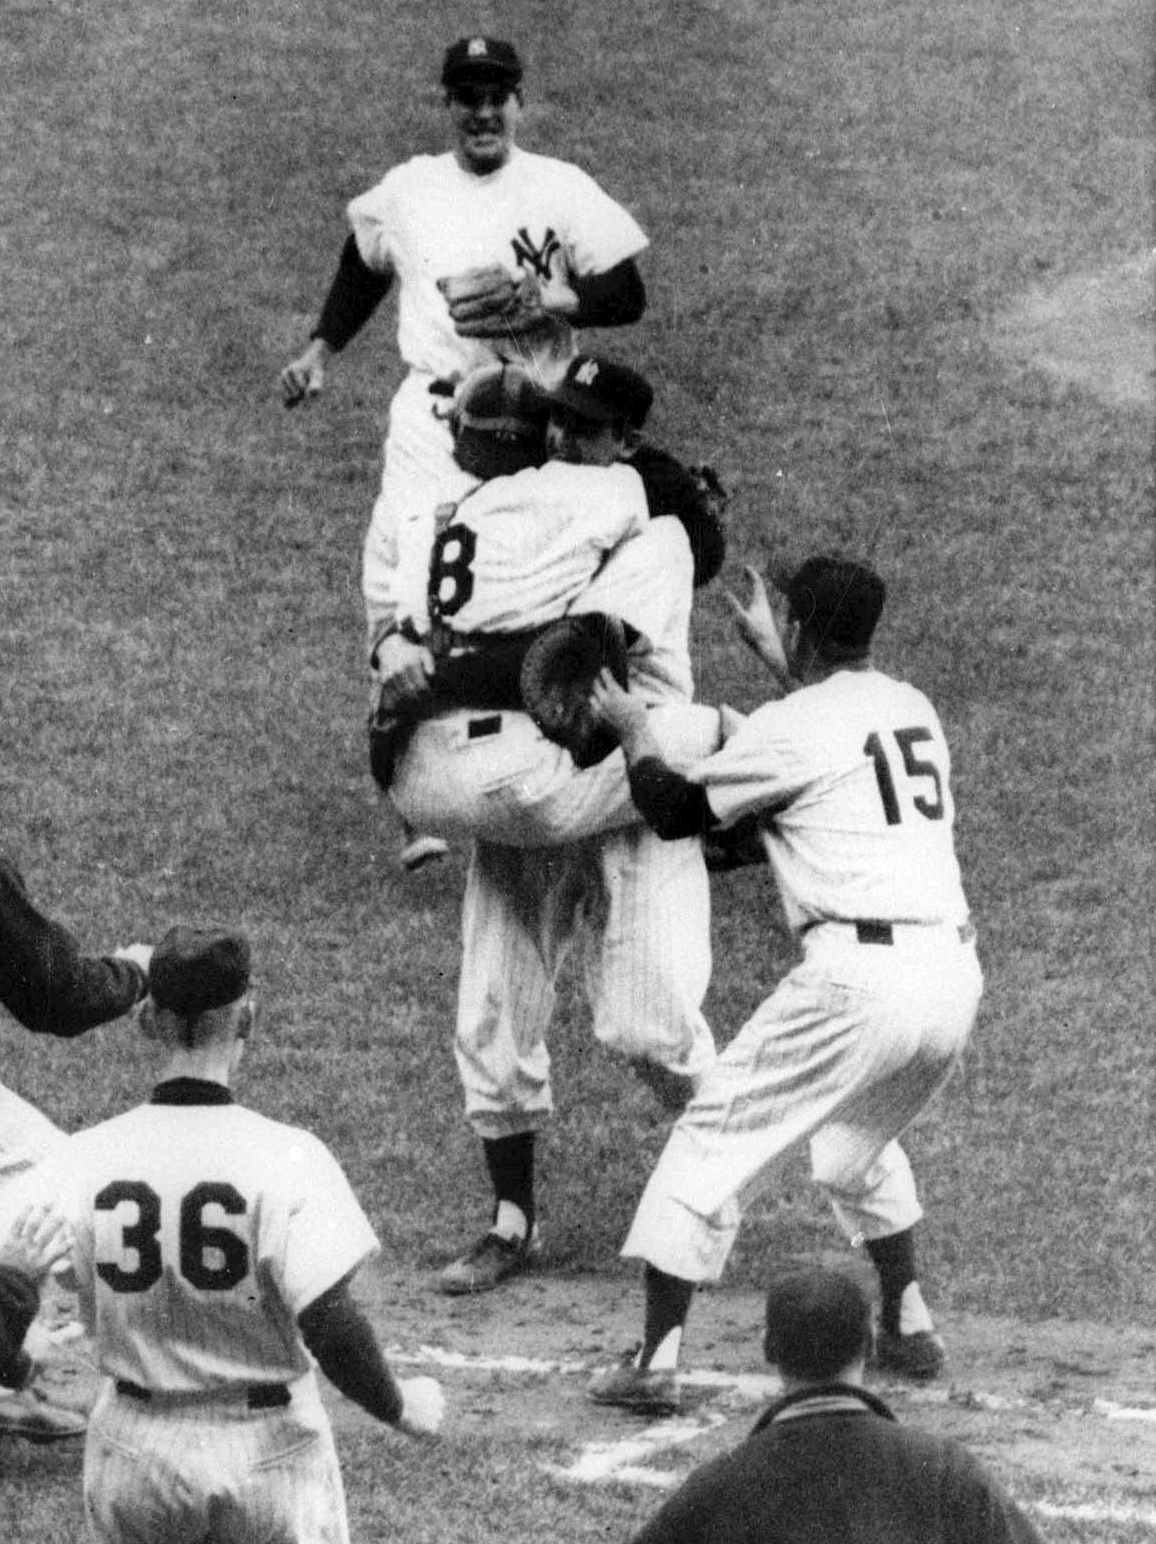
1;0;1152;1536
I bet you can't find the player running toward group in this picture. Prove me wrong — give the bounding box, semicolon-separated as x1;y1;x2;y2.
21;925;444;1542
586;555;983;1411
280;36;649;869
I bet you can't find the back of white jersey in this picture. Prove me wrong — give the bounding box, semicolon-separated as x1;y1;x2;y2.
40;1098;378;1392
429;461;649;634
701;670;970;932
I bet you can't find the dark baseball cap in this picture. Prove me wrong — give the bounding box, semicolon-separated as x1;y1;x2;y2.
772;555;886;661
441;37;523;88
547;355;654;430
453;362;547;478
150;926;251;1016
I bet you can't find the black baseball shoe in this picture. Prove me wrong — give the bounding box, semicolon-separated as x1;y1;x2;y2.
438;1225;541;1295
588;1348;682;1415
0;1387;87;1442
872;1328;947;1381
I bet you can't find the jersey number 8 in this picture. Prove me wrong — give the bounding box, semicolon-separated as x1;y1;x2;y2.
95;1180;249;1294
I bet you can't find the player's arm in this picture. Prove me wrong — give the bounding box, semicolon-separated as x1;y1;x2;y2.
0;859;149;1037
589;671;718;841
280;235;395;407
298;1277;444;1436
630;444;727;588
568;257;646;327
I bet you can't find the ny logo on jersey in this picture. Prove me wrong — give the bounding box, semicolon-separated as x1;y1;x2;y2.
511;226;561;281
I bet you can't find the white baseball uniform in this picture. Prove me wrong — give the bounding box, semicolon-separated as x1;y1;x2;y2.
31;1083;379;1544
621;668;983;1282
413;513;714;1135
349;146;648;641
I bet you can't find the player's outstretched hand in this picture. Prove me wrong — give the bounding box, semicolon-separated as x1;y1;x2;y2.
280;339;329;408
396;1375;445;1438
725;565;790;683
0;1202;72;1283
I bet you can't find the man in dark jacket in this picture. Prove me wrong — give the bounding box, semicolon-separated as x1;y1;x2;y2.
630;1269;1047;1544
0;856;151;1440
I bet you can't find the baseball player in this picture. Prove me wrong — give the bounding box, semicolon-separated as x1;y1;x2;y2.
20;925;444;1542
371;354;727;799
279;36;649;868
395;363;723;1295
0;856;151;1442
629;1269;1046;1543
585;555;983;1412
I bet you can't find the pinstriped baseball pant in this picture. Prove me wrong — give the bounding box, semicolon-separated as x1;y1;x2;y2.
622;924;983;1281
456;824;715;1139
83;1380;349;1544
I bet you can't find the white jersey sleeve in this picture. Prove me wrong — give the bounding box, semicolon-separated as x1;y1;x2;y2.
431;462;649;634
696;670;971;931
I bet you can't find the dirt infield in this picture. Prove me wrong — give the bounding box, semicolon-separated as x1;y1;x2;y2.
991;252;1154;412
338;1262;1156;1519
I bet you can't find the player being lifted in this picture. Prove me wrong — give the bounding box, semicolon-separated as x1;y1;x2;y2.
12;926;444;1541
368;352;726;800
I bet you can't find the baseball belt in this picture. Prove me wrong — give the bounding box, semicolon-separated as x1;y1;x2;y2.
115;1379;290;1409
853;920;976;946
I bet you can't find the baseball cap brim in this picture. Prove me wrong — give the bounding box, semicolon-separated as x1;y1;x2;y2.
545;380;621;424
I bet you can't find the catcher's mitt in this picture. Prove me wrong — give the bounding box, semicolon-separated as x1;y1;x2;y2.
437;265;551;340
520;613;629;769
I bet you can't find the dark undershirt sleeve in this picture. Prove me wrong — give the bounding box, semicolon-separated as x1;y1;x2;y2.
312;235;395;351
631;444;727;588
570;258;647;328
298;1279;404;1425
628;756;717;841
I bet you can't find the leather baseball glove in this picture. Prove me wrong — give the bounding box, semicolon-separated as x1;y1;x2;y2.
437;265;551;339
520;613;630;769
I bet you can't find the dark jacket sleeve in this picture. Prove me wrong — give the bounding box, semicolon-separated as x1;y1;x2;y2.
0;1267;40;1389
0;857;147;1038
631;444;727;588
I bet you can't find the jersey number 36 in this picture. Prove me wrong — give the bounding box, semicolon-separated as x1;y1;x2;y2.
95;1180;249;1294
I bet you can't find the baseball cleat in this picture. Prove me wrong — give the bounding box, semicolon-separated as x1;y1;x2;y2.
588;1351;682;1415
438;1225;541;1295
872;1328;947;1381
398;834;450;872
0;1387;87;1443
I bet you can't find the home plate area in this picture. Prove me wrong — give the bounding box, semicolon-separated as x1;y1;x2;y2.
350;1265;1156;1529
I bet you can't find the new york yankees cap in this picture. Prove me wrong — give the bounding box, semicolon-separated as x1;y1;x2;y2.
441;37;523;88
150;925;251;1016
547;355;654;429
772;555;886;660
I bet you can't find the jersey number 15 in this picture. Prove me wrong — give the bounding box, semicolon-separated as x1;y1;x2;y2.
864;727;946;824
